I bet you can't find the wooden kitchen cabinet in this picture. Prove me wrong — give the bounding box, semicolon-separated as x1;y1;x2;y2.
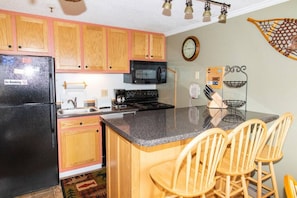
131;31;166;61
0;12;49;54
54;21;129;73
106;126;184;198
54;21;82;71
107;27;129;72
83;24;107;71
106;126;132;198
0;13;13;51
58;115;102;172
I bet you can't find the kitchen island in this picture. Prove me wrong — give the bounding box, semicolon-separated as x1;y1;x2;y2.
100;106;278;198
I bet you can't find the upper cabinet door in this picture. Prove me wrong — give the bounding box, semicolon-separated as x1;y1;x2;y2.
15;15;49;53
150;33;166;61
54;21;81;71
0;13;13;51
83;24;107;71
131;31;149;60
107;28;129;72
131;31;166;61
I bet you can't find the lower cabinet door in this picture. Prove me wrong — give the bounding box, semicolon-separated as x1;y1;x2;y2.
59;124;101;171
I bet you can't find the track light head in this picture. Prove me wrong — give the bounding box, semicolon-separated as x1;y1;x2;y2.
162;0;172;16
218;3;228;23
184;0;193;19
202;1;211;22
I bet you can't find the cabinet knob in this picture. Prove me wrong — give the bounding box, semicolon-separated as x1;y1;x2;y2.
85;65;88;69
18;46;22;49
78;65;81;68
109;66;112;69
8;45;12;48
80;122;83;125
96;129;99;133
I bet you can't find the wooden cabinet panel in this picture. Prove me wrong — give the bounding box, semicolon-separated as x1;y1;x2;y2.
0;13;13;51
58;115;102;172
150;33;165;60
131;31;166;61
54;21;81;71
15;15;49;53
83;24;107;71
60;126;100;170
54;23;129;73
107;28;129;72
106;127;132;198
106;126;186;198
59;116;99;129
0;12;50;54
131;31;149;59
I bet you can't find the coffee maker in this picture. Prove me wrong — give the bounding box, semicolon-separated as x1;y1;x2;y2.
113;89;126;107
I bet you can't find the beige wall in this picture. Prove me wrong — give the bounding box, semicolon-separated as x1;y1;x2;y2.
165;0;297;196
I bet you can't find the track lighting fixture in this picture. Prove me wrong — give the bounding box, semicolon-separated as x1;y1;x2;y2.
218;3;228;23
184;0;193;19
162;0;231;23
202;0;211;22
162;0;172;16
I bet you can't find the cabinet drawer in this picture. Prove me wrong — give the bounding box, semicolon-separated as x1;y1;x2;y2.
58;115;99;129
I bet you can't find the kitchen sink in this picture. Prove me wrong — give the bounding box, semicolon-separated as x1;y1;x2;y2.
57;107;99;115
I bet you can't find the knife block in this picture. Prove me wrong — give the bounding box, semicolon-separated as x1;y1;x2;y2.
207;92;228;109
208;108;228;126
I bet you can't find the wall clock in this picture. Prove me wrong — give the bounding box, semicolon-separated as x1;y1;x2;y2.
181;36;200;61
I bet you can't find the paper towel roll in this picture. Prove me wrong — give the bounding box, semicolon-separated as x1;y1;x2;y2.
63;81;87;89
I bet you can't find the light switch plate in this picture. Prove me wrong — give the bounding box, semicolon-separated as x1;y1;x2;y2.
101;89;108;97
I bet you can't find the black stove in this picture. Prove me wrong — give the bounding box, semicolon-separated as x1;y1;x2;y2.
114;89;174;111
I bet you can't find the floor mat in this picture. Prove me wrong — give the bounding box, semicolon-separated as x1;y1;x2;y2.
61;168;106;198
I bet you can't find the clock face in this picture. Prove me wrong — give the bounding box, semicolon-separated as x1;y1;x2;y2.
182;36;200;61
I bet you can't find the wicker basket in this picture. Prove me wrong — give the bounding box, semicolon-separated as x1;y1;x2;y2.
223;100;246;108
223;81;247;88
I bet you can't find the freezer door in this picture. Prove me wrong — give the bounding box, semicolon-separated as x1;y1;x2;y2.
0;104;58;197
0;54;55;105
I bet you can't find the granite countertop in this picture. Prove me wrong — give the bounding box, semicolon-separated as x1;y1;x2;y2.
100;106;279;147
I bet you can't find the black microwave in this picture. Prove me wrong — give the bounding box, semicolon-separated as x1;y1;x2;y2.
124;60;167;84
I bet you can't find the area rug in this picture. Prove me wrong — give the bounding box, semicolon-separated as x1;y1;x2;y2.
61;168;106;198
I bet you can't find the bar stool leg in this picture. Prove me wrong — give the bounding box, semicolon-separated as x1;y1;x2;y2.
270;162;279;198
257;162;263;198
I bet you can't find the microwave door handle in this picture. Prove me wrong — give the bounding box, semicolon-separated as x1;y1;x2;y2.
157;67;162;82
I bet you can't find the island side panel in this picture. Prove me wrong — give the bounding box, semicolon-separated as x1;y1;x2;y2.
106;126;132;198
106;126;189;198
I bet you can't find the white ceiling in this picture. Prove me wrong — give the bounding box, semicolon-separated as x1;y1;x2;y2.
0;0;289;36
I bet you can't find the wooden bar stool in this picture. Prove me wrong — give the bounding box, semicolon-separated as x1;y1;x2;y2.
284;174;297;198
149;128;229;198
247;112;294;198
214;119;267;198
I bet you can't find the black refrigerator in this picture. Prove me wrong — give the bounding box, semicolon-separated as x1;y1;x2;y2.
0;54;58;197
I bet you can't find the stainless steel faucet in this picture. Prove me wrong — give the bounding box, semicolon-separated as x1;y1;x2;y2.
67;97;77;108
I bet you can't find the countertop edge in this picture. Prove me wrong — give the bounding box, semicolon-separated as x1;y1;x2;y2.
100;107;279;147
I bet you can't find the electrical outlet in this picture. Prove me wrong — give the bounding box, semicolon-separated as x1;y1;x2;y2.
195;71;200;80
101;89;108;97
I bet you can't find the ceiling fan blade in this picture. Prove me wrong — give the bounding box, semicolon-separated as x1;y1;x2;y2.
58;0;86;15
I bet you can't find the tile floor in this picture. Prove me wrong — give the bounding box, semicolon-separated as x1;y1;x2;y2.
15;185;63;198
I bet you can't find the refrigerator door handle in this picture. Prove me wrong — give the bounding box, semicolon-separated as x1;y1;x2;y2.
49;73;55;104
50;104;57;149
